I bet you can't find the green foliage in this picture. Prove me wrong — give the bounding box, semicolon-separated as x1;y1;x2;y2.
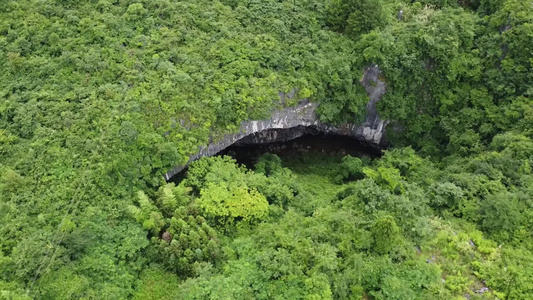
254;153;283;176
334;155;364;183
352;0;532;157
184;156;247;194
371;215;401;255
478;0;505;15
129;183;223;277
34;267;90;300
447;129;483;156
132;267;182;300
0;167;26;195
326;0;388;37
0;1;372;293
377;147;438;186
417;0;460;8
480;247;533;299
480;192;524;239
129;191;165;235
428;182;465;212
186;156;296;208
199;183;269;225
0;0;532;298
363;166;404;193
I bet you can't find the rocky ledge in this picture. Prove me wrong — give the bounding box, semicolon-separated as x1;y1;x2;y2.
164;64;387;181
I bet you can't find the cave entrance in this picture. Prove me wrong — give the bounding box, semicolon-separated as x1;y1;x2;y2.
168;127;382;184
218;131;382;169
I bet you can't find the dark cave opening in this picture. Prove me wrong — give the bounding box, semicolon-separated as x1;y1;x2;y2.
218;133;382;169
167;128;383;184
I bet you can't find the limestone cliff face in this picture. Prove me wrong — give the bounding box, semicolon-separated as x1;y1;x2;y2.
164;65;387;180
361;64;388;142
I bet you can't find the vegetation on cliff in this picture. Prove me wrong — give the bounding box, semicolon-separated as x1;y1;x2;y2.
0;0;531;299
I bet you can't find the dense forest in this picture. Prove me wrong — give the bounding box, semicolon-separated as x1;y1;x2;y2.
0;0;532;299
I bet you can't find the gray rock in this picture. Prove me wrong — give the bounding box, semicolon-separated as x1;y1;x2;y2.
164;65;388;180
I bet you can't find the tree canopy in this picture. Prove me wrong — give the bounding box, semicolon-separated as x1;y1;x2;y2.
0;0;531;299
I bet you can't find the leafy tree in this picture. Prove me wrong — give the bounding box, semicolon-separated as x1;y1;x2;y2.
364;166;404;194
334;155;364;183
254;153;283;176
199;183;269;225
428;182;465;212
129;191;165;236
480;192;523;240
371;215;401;255
132;267;182;300
326;0;387;37
130;183;223;277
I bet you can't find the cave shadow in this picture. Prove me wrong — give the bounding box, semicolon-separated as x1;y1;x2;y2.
167;127;382;184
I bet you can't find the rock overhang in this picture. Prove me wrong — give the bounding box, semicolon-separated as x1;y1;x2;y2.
164;65;387;181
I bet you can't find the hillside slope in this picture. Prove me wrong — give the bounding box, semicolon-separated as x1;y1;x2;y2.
0;0;531;299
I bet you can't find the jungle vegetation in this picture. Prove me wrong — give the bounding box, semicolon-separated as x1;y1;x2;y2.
0;0;531;299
